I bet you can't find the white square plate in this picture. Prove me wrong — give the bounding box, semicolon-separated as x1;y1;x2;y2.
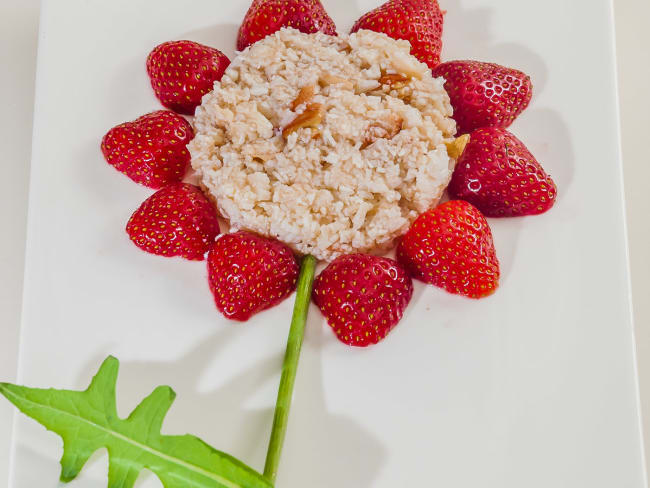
8;0;646;486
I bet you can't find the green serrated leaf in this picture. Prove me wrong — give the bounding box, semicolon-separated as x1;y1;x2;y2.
0;356;273;488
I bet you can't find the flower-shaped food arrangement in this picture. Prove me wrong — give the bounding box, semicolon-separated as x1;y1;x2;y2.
1;0;557;486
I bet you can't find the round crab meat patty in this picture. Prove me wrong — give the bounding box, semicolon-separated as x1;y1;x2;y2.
190;28;458;261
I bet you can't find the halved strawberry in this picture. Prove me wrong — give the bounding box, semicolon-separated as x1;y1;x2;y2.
146;40;230;115
313;254;413;347
207;232;299;321
101;110;193;189
126;183;220;260
449;127;557;217
351;0;444;69
397;201;500;298
432;60;532;134
237;0;337;51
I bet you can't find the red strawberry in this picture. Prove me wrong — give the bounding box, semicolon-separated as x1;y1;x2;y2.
351;0;444;69
146;40;230;115
397;201;500;299
101;110;193;189
237;0;337;51
207;232;299;321
449;127;557;217
432;60;532;134
126;183;220;260
313;254;413;347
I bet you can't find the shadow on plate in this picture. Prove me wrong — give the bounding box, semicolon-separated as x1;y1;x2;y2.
78;320;386;488
181;23;240;59
516;107;575;195
279;316;388;487
325;0;365;32
440;0;575;286
442;0;549;94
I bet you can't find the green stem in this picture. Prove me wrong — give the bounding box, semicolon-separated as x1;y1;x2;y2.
263;255;317;484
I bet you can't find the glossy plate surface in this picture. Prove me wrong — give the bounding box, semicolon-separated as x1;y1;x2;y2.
9;0;646;486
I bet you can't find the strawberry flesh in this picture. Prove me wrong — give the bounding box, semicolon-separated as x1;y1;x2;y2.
313;254;413;347
147;40;230;115
207;232;299;321
397;201;500;298
351;0;444;69
237;0;337;51
432;60;532;134
449;127;557;217
126;183;220;260
101;110;193;189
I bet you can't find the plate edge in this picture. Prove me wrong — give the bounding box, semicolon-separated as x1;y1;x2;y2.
7;0;52;486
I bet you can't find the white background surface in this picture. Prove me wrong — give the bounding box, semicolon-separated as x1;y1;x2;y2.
0;0;648;486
